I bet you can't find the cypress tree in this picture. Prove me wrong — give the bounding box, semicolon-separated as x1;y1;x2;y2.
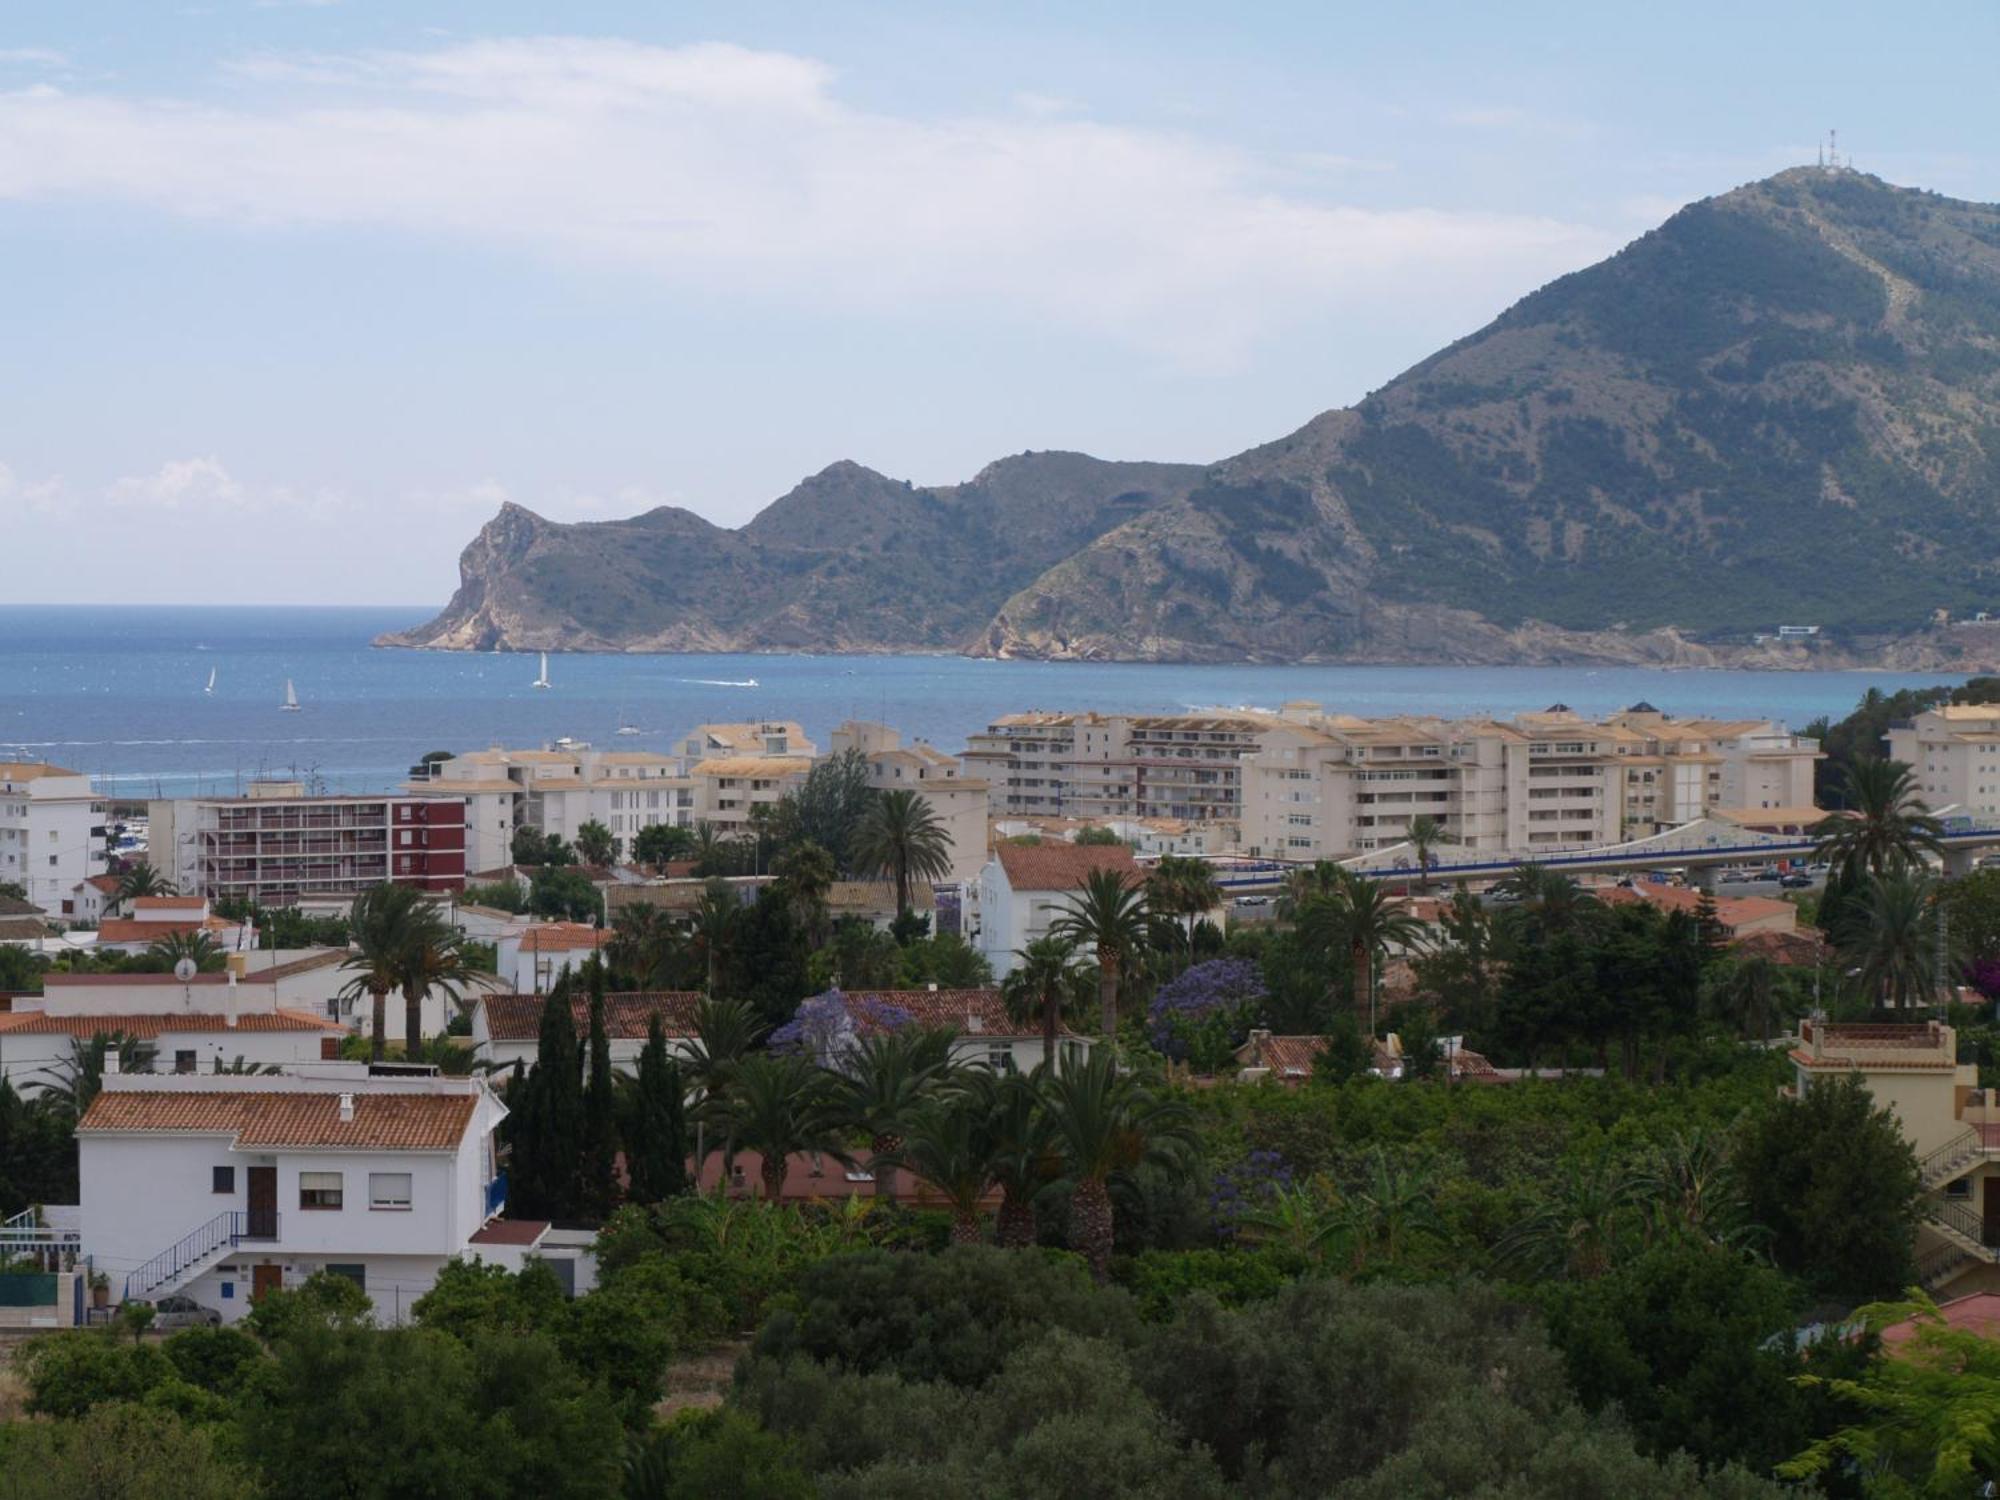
626;1014;690;1204
512;972;584;1221
582;958;620;1221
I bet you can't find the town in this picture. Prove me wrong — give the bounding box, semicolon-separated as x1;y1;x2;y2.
3;687;1999;1493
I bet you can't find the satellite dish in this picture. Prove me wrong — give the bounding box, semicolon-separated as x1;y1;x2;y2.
174;957;198;983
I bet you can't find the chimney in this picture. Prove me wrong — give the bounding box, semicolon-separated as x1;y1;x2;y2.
927;981;938;992
338;1092;355;1123
104;1051;121;1077
225;971;238;1028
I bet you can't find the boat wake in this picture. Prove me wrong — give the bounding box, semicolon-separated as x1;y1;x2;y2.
676;678;760;688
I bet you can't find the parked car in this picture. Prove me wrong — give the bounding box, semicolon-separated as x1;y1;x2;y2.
146;1293;222;1330
1234;894;1273;909
1778;873;1813;889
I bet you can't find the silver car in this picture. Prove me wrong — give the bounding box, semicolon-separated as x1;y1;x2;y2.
148;1293;223;1329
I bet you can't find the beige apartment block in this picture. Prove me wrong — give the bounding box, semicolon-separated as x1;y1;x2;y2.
1891;704;2000;817
830;721;990;884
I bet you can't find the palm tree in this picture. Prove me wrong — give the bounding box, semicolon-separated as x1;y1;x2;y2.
987;1069;1054;1249
851;790;955;920
1844;870;1945;1011
1814;758;1945;882
1147;856;1223;971
1705;953;1788;1044
1235;1181;1350;1264
1294;870;1429;1032
1494;1155;1640;1280
1051;868;1151;1051
1277;860;1347;921
33;1031;156;1116
112;861;175;915
606;903;682;990
146;930;224;973
339;882;424;1061
1039;1048;1195;1277
689;821;731;879
836;1028;955;1199
706;1052;848;1203
1406;815;1451;890
1002;935;1081;1070
895;1079;1004;1245
397;907;493;1051
687;879;741;995
771;840;837;950
574;820;619;868
1492;862;1596;932
1632;1129;1758;1252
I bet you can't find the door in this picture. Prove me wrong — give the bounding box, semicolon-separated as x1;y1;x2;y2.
1984;1177;2000;1249
246;1166;277;1240
251;1264;283;1302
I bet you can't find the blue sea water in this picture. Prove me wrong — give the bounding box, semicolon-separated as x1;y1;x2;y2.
0;606;1966;799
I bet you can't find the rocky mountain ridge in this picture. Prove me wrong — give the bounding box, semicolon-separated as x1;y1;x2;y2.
382;168;2000;669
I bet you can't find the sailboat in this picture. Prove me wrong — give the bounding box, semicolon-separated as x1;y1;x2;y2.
280;679;300;713
204;668;216;696
532;652;552;689
616;703;642;736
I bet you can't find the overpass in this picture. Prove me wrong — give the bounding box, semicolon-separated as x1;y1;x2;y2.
1195;814;2000;893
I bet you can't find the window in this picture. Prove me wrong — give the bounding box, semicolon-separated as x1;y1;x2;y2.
299;1171;344;1210
175;1050;197;1074
325;1263;366;1292
213;1166;235;1194
369;1172;413;1210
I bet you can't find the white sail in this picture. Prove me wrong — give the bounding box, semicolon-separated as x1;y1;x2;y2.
533;652;552;689
204;668;216;694
281;678;300;711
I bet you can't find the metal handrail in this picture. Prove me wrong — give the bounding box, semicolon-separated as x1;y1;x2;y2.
123;1209;277;1303
1921;1127;1985;1185
1932;1197;1997;1248
1918;1239;1972;1286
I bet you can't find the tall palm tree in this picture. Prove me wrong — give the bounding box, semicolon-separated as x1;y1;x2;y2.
1295;870;1429;1032
1844;870;1945;1011
836;1028;955;1199
682;993;766;1182
1705;953;1788;1044
1277;860;1347;921
606;903;682;990
1039;1048;1195;1277
574;820;619;868
146;930;225;973
1632;1129;1757;1252
1814;758;1945;883
112;861;175;915
687;879;741;995
339;882;424;1061
1344;1148;1444;1271
1146;856;1223;971
689;821;730;879
1494;1155;1640;1280
1002;935;1081;1070
706;1052;848;1203
771;840;837;950
1406;815;1451;890
397;906;493;1052
1051;868;1151;1051
1235;1181;1350;1264
851;789;955;920
1492;862;1596;931
32;1031;156;1116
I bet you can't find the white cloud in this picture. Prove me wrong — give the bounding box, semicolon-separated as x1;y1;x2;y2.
106;456;248;511
0;49;66;69
0;37;1617;369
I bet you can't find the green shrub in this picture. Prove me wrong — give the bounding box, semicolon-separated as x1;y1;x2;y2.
18;1331;174;1419
1120;1248;1297;1321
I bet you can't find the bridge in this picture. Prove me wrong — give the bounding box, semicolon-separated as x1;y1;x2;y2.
1192;814;2000;894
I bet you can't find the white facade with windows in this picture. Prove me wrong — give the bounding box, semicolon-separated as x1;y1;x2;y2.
0;762;107;920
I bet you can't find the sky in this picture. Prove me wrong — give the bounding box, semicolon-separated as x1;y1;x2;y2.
2;2;1996;606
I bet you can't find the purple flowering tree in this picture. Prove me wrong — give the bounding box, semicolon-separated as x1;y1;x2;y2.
1209;1149;1294;1242
769;988;916;1071
1147;958;1268;1069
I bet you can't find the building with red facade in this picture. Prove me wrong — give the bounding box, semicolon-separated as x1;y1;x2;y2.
149;783;466;908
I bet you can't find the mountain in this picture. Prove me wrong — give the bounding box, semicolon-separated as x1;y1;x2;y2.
385;169;2000;666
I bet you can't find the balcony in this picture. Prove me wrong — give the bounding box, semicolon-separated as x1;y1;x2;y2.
484;1173;508;1217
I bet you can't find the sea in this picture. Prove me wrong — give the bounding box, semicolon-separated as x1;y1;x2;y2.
0;606;1966;800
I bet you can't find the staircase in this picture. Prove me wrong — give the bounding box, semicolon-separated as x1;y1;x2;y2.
123;1210;277;1304
1921;1127;1986;1190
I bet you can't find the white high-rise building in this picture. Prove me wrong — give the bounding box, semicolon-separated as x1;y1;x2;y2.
0;761;108;919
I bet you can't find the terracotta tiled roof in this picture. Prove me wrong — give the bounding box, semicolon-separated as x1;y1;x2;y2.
78;1088;478;1150
517;924;611;954
1244;1034;1325;1080
469;1218;550;1245
827;881;934;912
0;917;56;940
1881;1292;2000;1350
96;917;236;943
43;972;271;988
0;1008;341;1038
992;842;1138;892
841;988;1053;1038
1598;884;1795;930
132;896;205;911
0;894;43;917
480;991;702;1042
1732;929;1826;967
83;875;123;895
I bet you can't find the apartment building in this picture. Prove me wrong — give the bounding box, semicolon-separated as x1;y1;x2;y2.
1239;704;1821;861
1891;705;2000;818
411;747;693;870
0;761;108;919
830;720;990;884
150;783;467;908
672;720;817;763
963;709;1329;828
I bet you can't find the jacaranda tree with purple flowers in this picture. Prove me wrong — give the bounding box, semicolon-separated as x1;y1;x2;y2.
1147;958;1267;1070
769;988;916;1070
